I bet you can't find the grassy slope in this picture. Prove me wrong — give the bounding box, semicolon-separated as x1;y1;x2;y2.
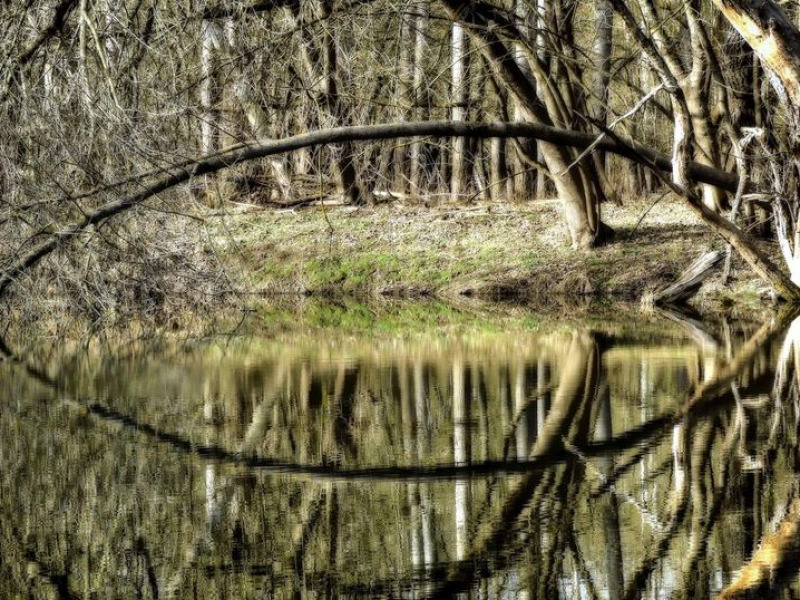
208;196;777;312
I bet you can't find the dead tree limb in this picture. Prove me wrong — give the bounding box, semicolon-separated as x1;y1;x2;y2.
644;250;724;308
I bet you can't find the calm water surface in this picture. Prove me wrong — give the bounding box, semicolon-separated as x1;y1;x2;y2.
2;308;800;599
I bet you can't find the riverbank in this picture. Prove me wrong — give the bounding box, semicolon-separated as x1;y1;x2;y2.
210;195;775;315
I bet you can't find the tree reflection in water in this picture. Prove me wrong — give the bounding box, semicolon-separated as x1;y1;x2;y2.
2;309;800;599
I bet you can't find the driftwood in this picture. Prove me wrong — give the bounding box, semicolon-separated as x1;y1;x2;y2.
643;250;723;308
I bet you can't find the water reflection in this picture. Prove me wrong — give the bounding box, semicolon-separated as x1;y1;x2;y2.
3;309;800;598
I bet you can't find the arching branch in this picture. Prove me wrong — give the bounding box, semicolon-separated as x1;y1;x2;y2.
0;119;738;299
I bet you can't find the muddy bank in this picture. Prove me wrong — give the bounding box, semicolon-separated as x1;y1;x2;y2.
210;196;776;314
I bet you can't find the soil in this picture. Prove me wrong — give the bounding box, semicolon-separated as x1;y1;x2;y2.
207;194;779;316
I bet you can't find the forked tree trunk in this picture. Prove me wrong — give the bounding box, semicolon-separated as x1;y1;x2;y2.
438;0;608;249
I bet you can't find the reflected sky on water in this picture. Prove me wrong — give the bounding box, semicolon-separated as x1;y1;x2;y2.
2;307;800;599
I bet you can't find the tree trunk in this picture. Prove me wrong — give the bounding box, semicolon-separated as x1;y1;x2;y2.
593;0;613;176
316;0;362;204
536;0;550;199
685;0;728;212
512;0;535;199
438;0;607;249
409;0;430;198
450;22;469;202
200;19;222;206
712;0;800;108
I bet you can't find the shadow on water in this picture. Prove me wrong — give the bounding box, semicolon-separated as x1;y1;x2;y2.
4;306;800;598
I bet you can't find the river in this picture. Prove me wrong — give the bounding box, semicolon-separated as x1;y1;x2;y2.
0;304;797;599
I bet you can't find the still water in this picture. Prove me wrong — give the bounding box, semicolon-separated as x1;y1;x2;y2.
2;306;800;599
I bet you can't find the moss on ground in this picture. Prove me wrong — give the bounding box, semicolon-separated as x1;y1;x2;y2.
207;196;781;313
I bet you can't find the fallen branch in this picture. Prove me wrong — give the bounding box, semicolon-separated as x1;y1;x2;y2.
643;250;723;308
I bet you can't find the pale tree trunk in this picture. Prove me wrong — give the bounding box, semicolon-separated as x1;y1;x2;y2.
512;0;535;198
77;0;95;136
200;19;222;205
102;0;117;68
470;68;490;201
536;0;550;198
632;27;655;194
394;13;414;196
450;22;469;202
593;0;613;176
409;0;429;198
452;357;470;560
489;136;509;202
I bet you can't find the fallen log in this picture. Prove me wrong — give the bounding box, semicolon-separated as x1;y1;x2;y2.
642;250;723;308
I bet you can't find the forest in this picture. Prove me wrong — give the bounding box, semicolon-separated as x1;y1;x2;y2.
4;0;800;316
11;2;800;599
